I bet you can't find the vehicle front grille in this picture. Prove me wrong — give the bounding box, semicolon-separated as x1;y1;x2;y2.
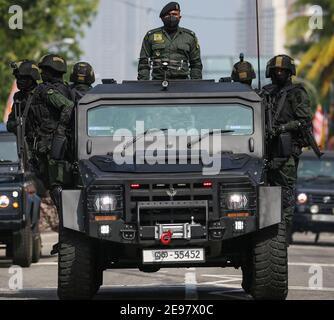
309;194;334;215
129;182;213;226
219;178;257;215
87;185;124;216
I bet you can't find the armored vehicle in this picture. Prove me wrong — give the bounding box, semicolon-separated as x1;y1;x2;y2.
0;128;41;267
293;151;334;243
57;80;288;300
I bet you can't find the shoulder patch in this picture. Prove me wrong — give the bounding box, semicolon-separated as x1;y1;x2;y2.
47;89;54;95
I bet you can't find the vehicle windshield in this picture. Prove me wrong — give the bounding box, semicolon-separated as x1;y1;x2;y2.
0;139;18;163
298;158;334;178
87;104;253;137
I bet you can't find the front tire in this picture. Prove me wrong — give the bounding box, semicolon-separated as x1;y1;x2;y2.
249;222;288;300
57;228;98;300
12;221;33;268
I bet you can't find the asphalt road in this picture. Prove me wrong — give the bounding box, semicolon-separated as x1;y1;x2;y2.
0;232;333;300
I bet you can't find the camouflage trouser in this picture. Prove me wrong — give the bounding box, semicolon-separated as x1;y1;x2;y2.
268;156;298;228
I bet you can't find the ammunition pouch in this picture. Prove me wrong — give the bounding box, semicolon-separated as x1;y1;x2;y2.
48;159;73;187
278;132;292;158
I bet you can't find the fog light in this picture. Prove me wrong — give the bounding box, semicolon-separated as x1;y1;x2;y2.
234;221;244;231
310;205;319;214
12;202;19;209
100;225;110;235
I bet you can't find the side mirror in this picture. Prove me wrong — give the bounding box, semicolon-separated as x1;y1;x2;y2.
278;132;292;158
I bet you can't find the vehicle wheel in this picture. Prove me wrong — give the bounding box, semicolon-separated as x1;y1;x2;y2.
5;243;13;258
57;227;98;300
32;234;42;263
241;264;252;294
13;221;33;268
249;222;288;300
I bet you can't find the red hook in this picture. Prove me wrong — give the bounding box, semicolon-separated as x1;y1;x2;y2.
160;229;173;245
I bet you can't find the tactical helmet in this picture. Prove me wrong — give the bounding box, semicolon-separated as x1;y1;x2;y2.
231;61;256;83
11;60;41;81
38;54;67;74
266;55;296;78
70;62;95;85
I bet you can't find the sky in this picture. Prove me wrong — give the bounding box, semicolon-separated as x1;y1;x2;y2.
147;0;242;56
80;0;249;81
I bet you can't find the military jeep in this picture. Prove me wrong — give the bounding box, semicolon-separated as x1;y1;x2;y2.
57;80;287;300
0;128;41;267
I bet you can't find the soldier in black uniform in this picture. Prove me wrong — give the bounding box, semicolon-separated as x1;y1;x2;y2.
262;54;313;243
231;55;256;87
7;60;41;152
29;54;75;210
69;62;95;102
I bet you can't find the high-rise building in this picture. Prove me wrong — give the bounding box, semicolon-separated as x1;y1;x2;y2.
236;0;275;58
236;0;297;58
79;0;153;83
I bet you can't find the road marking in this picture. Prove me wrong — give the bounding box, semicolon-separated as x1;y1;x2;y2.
290;245;334;251
185;269;198;300
33;262;58;266
289;262;334;268
289;286;334;292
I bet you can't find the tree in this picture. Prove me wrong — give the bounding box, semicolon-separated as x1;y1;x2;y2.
0;0;99;119
286;0;334;105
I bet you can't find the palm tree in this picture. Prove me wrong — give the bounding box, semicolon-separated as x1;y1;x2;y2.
287;0;334;100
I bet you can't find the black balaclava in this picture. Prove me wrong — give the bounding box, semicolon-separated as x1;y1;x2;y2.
162;15;180;33
16;75;36;92
40;67;63;83
271;68;291;87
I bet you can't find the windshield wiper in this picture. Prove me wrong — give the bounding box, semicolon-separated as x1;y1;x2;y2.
187;129;235;148
121;128;169;153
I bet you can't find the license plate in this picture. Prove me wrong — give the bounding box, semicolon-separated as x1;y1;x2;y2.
143;248;205;264
311;214;334;222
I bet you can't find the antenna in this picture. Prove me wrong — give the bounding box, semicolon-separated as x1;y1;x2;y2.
255;0;261;89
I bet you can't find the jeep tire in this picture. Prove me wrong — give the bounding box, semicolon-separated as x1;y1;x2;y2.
12;220;33;268
32;233;42;263
249;222;288;300
57;227;99;300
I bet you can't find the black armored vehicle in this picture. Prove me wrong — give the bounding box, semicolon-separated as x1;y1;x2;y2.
0;127;41;267
293;151;334;242
58;80;287;300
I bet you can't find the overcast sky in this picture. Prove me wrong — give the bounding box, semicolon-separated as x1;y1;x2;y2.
146;0;242;56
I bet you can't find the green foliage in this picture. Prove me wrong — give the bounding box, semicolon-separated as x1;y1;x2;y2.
0;0;99;119
286;0;334;105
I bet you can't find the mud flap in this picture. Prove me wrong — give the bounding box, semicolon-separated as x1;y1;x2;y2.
259;186;282;229
61;190;84;232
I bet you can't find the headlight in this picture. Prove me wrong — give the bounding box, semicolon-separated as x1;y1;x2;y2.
94;195;117;212
0;195;10;208
297;193;307;204
310;205;319;214
227;193;248;210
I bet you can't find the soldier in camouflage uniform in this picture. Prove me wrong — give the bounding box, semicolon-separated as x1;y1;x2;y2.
29;54;75;209
262;54;313;243
138;2;202;80
7;60;41;151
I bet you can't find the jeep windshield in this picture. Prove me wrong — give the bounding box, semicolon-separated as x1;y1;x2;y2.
0;139;18;163
87;104;253;137
298;158;334;179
